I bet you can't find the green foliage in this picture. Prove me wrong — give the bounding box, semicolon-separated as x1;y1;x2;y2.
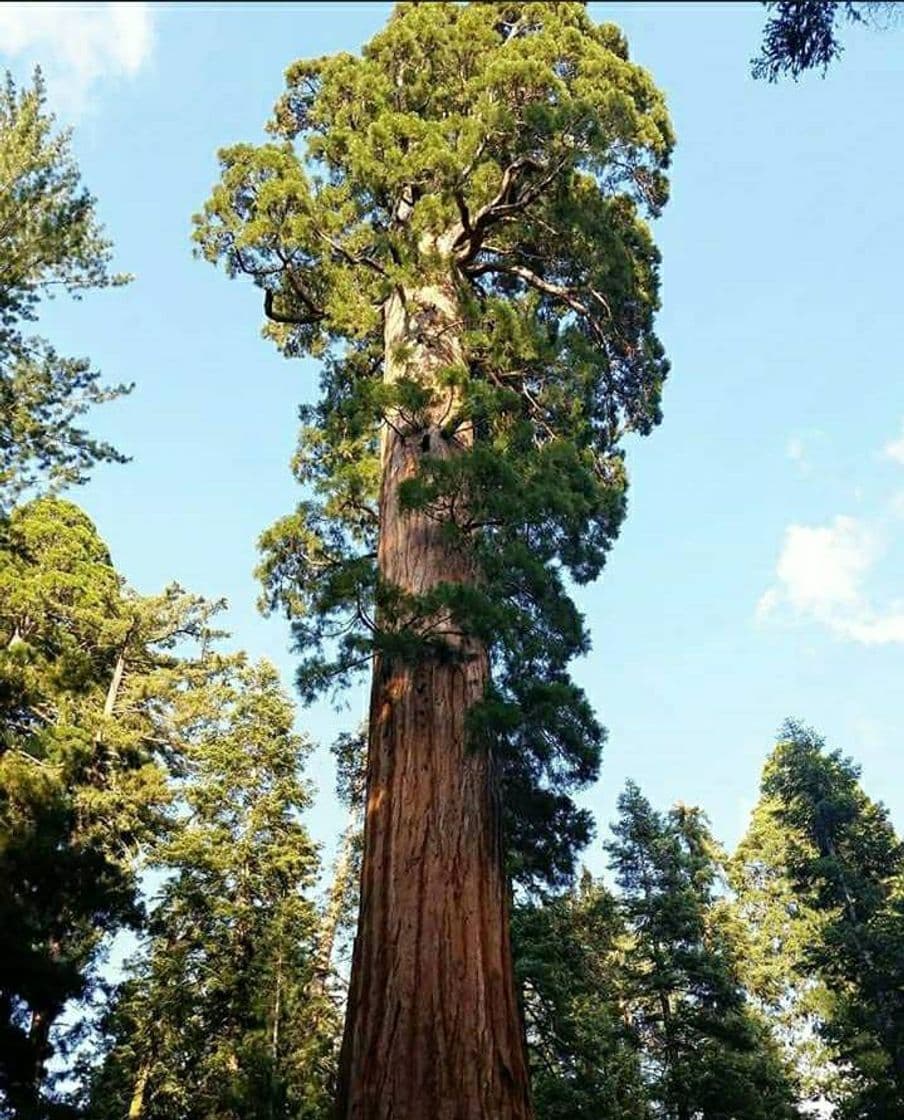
86;656;336;1120
746;721;904;1117
730;786;836;1104
0;497;218;1118
753;1;900;81
607;782;799;1120
0;70;131;505
513;872;651;1120
195;1;674;890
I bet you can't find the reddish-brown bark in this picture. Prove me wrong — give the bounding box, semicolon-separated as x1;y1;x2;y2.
336;278;533;1119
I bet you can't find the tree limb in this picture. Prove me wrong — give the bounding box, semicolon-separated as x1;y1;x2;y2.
263;288;324;325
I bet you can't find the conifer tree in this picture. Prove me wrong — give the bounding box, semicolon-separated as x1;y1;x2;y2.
0;497;216;1117
740;722;904;1117
731;775;837;1107
512;871;650;1120
606;783;799;1120
195;5;673;1114
0;71;130;506
753;1;900;81
87;656;334;1120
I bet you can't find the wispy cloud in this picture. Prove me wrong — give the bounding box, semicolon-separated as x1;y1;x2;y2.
884;420;904;465
785;429;826;477
0;3;154;116
757;514;904;644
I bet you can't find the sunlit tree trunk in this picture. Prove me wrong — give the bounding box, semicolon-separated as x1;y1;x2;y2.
128;1064;150;1119
337;271;533;1119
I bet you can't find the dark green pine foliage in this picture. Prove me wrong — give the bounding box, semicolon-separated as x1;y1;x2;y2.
753;1;900;81
758;721;904;1118
606;782;799;1120
0;497;216;1118
194;0;674;891
87;656;336;1120
0;71;130;506
512;871;651;1120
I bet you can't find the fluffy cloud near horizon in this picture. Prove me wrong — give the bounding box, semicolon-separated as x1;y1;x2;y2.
0;3;154;115
757;514;904;644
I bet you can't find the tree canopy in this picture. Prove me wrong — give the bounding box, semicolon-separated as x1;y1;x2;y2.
741;722;904;1117
0;71;130;506
606;782;799;1120
87;656;335;1120
0;497;217;1116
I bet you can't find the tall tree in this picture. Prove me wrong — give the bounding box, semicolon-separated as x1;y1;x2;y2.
195;5;673;1115
731;774;838;1108
753;1;901;81
0;497;215;1118
0;71;130;506
512;871;650;1120
748;721;904;1117
87;656;334;1120
606;783;799;1120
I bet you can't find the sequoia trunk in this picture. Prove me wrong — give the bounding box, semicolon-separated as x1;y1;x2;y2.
337;277;533;1119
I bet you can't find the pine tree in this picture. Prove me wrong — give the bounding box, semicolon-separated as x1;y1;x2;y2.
748;721;904;1117
86;656;335;1120
731;777;838;1107
0;71;130;506
606;783;799;1120
0;497;216;1117
194;5;673;1114
512;871;650;1120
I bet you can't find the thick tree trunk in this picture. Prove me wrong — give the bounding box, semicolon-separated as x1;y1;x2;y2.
336;276;533;1119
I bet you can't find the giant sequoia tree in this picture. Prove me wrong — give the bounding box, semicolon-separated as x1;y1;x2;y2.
195;5;672;1116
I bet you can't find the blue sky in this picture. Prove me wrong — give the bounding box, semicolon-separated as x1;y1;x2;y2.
2;2;902;877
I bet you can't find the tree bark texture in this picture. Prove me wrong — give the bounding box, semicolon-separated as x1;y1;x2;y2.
337;275;533;1119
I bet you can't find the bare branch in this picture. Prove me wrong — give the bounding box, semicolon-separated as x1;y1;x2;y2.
453;190;473;242
453;147;576;263
263;289;324;325
466;260;593;321
456;156;541;250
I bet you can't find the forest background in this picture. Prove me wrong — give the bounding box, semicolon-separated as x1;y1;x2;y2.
0;2;902;1112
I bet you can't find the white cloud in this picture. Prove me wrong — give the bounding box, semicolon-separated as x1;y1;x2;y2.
757;514;904;644
785;429;826;477
777;516;874;611
884;420;904;465
0;3;154;115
